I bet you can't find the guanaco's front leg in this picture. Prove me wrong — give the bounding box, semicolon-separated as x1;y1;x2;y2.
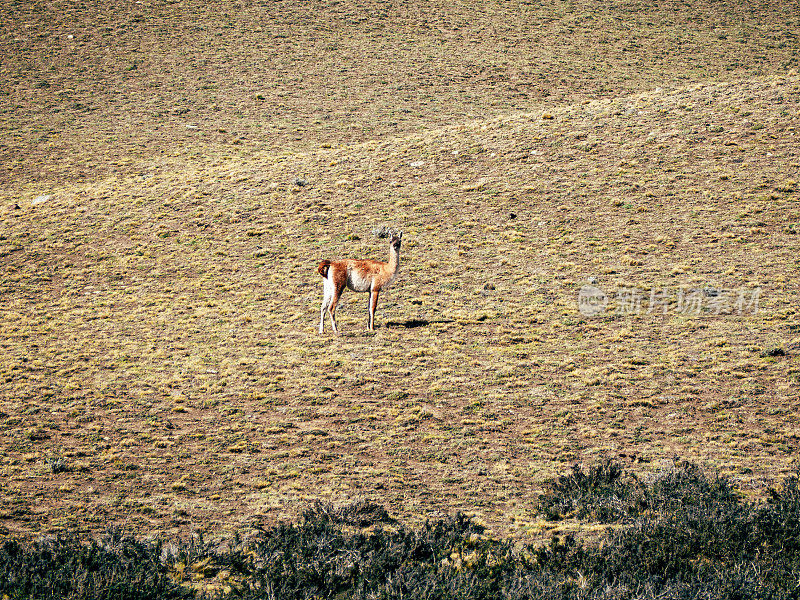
368;289;380;330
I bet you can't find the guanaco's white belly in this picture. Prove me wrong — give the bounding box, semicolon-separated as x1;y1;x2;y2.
346;269;373;292
345;266;396;292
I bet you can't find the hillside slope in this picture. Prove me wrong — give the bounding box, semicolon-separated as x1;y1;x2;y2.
2;0;799;187
1;74;799;539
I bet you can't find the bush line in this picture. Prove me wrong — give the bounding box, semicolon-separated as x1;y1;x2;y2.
2;461;799;599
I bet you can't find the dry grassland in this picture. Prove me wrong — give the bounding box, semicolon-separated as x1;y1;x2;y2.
1;0;799;542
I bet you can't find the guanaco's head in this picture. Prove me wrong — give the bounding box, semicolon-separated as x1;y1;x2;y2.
390;231;402;251
373;225;403;250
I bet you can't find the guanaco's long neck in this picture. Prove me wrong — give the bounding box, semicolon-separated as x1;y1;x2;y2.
387;245;400;274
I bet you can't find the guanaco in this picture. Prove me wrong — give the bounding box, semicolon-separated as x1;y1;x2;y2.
317;230;402;334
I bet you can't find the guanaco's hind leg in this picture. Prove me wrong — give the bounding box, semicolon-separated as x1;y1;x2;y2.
319;298;329;334
320;278;341;334
327;292;340;334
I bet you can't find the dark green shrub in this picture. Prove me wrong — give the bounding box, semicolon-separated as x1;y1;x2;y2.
642;460;741;513
0;530;191;600
534;461;800;599
245;511;506;600
537;458;644;522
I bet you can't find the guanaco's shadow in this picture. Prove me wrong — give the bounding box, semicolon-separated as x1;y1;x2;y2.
385;318;454;329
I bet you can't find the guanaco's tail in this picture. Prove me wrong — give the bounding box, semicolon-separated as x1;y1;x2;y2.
317;260;331;278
